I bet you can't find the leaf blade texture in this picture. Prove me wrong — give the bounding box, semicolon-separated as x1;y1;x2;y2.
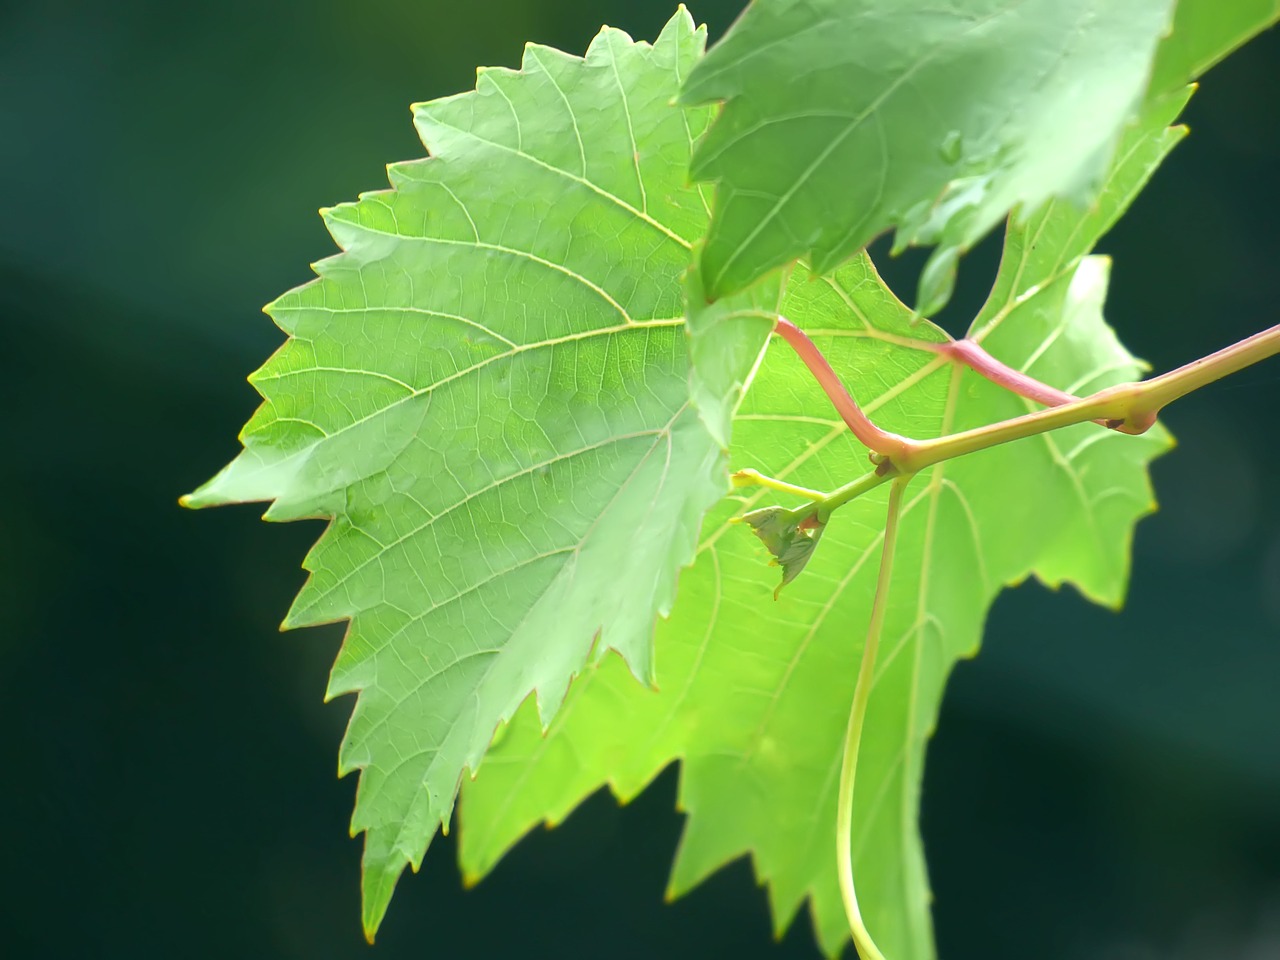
183;10;752;938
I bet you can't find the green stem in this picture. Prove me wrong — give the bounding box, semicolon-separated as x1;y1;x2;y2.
836;474;911;960
894;323;1280;475
817;467;894;522
1133;322;1280;410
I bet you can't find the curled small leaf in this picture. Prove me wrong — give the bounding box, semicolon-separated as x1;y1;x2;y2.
735;504;826;598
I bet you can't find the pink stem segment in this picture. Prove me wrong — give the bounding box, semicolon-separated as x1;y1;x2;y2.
773;318;913;459
936;339;1078;407
934;339;1157;432
772;314;1249;453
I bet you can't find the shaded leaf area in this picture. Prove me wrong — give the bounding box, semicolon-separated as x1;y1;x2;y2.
458;94;1187;959
183;10;761;938
678;0;1176;310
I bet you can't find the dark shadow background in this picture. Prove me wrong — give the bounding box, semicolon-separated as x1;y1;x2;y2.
3;2;1278;958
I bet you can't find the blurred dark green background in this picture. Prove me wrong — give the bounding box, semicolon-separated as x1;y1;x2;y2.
3;2;1278;958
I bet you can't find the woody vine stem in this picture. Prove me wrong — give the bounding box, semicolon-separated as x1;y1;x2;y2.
742;317;1280;957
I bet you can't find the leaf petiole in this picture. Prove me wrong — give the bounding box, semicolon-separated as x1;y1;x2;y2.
836;473;912;960
773;317;915;463
772;317;1116;468
935;337;1080;409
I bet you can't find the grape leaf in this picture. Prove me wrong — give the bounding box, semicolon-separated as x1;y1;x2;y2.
181;9;780;939
457;91;1190;959
677;0;1178;311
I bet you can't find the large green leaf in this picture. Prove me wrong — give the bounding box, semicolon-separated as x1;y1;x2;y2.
677;0;1177;310
182;9;770;939
457;90;1190;959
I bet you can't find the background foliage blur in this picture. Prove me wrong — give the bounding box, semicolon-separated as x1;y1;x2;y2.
3;2;1278;957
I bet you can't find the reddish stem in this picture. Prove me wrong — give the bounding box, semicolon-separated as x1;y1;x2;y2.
773;318;1154;454
773;318;913;458
937;339;1161;431
937;340;1077;407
